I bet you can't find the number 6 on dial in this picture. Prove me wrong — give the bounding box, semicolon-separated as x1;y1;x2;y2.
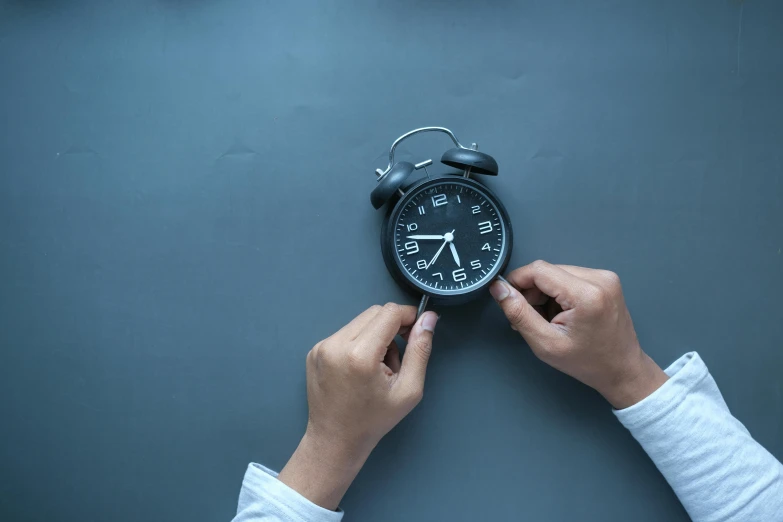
452;268;467;281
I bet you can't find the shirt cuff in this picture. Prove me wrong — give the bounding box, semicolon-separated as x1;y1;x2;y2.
613;352;711;430
240;463;344;521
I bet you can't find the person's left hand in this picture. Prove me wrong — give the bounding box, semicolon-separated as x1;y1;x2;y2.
277;303;438;510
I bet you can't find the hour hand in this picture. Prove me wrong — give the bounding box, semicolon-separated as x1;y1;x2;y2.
449;242;461;267
406;234;445;240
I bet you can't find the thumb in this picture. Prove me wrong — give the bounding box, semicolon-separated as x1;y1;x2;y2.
490;279;553;346
396;311;438;401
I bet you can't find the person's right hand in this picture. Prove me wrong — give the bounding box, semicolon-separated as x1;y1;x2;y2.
489;261;668;409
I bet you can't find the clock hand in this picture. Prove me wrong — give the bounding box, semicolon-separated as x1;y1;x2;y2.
449;242;461;267
406;235;445;240
426;240;449;270
425;229;455;269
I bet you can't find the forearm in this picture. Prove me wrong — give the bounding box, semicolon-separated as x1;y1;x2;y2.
230;433;371;522
616;352;783;522
277;430;373;511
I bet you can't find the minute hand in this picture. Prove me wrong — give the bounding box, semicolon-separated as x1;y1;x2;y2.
426;240;449;269
406;235;445;240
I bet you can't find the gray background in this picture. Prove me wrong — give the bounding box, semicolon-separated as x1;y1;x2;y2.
1;0;781;520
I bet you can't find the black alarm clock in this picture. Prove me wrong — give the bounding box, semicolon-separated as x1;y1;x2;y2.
371;127;513;316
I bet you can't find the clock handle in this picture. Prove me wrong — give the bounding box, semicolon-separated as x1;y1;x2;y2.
416;294;430;320
377;126;465;179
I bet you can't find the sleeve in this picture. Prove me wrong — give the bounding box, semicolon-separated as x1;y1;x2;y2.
231;463;345;522
615;352;783;522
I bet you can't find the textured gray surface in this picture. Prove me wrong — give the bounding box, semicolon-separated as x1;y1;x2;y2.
1;1;781;520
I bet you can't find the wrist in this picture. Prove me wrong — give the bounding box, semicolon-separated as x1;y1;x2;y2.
599;350;669;410
300;426;375;473
277;428;374;510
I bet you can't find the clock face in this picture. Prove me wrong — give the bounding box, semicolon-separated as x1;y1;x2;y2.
389;178;510;297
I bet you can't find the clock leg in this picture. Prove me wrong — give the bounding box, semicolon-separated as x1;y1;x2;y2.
416;294;430;320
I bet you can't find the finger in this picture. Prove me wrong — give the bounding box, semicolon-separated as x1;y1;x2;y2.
357;303;417;358
555;265;603;282
520;287;549;306
502;272;548;305
505;261;586;310
396;311;438;400
556;265;621;289
333;305;383;340
490;279;561;348
397;324;413;341
383;341;401;373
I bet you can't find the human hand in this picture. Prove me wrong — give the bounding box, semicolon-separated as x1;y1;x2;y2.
277;304;438;510
489;261;668;409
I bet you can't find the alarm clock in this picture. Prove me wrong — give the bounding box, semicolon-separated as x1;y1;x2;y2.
370;127;513;316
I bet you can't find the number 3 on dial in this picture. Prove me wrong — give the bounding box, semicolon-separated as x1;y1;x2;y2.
478;221;493;234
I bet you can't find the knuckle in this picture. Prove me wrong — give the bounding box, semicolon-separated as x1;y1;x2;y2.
347;348;370;372
310;341;324;358
599;270;622;289
317;340;342;364
382;302;399;315
583;283;609;309
368;304;383;314
530;259;549;273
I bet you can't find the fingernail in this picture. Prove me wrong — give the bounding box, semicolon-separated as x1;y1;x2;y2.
420;312;438;333
490;281;510;302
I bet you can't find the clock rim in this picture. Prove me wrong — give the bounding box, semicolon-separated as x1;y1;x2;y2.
380;176;513;305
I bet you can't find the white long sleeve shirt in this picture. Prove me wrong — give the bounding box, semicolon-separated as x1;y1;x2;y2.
232;353;783;521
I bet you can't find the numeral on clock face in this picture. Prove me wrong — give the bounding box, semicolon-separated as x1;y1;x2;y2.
404;241;419;254
407;223;418;231
416;259;427;269
470;260;481;270
452;268;467;281
418;206;426;215
478;221;493;234
432;194;447;207
472;205;481;214
482;243;491;251
432;272;443;280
